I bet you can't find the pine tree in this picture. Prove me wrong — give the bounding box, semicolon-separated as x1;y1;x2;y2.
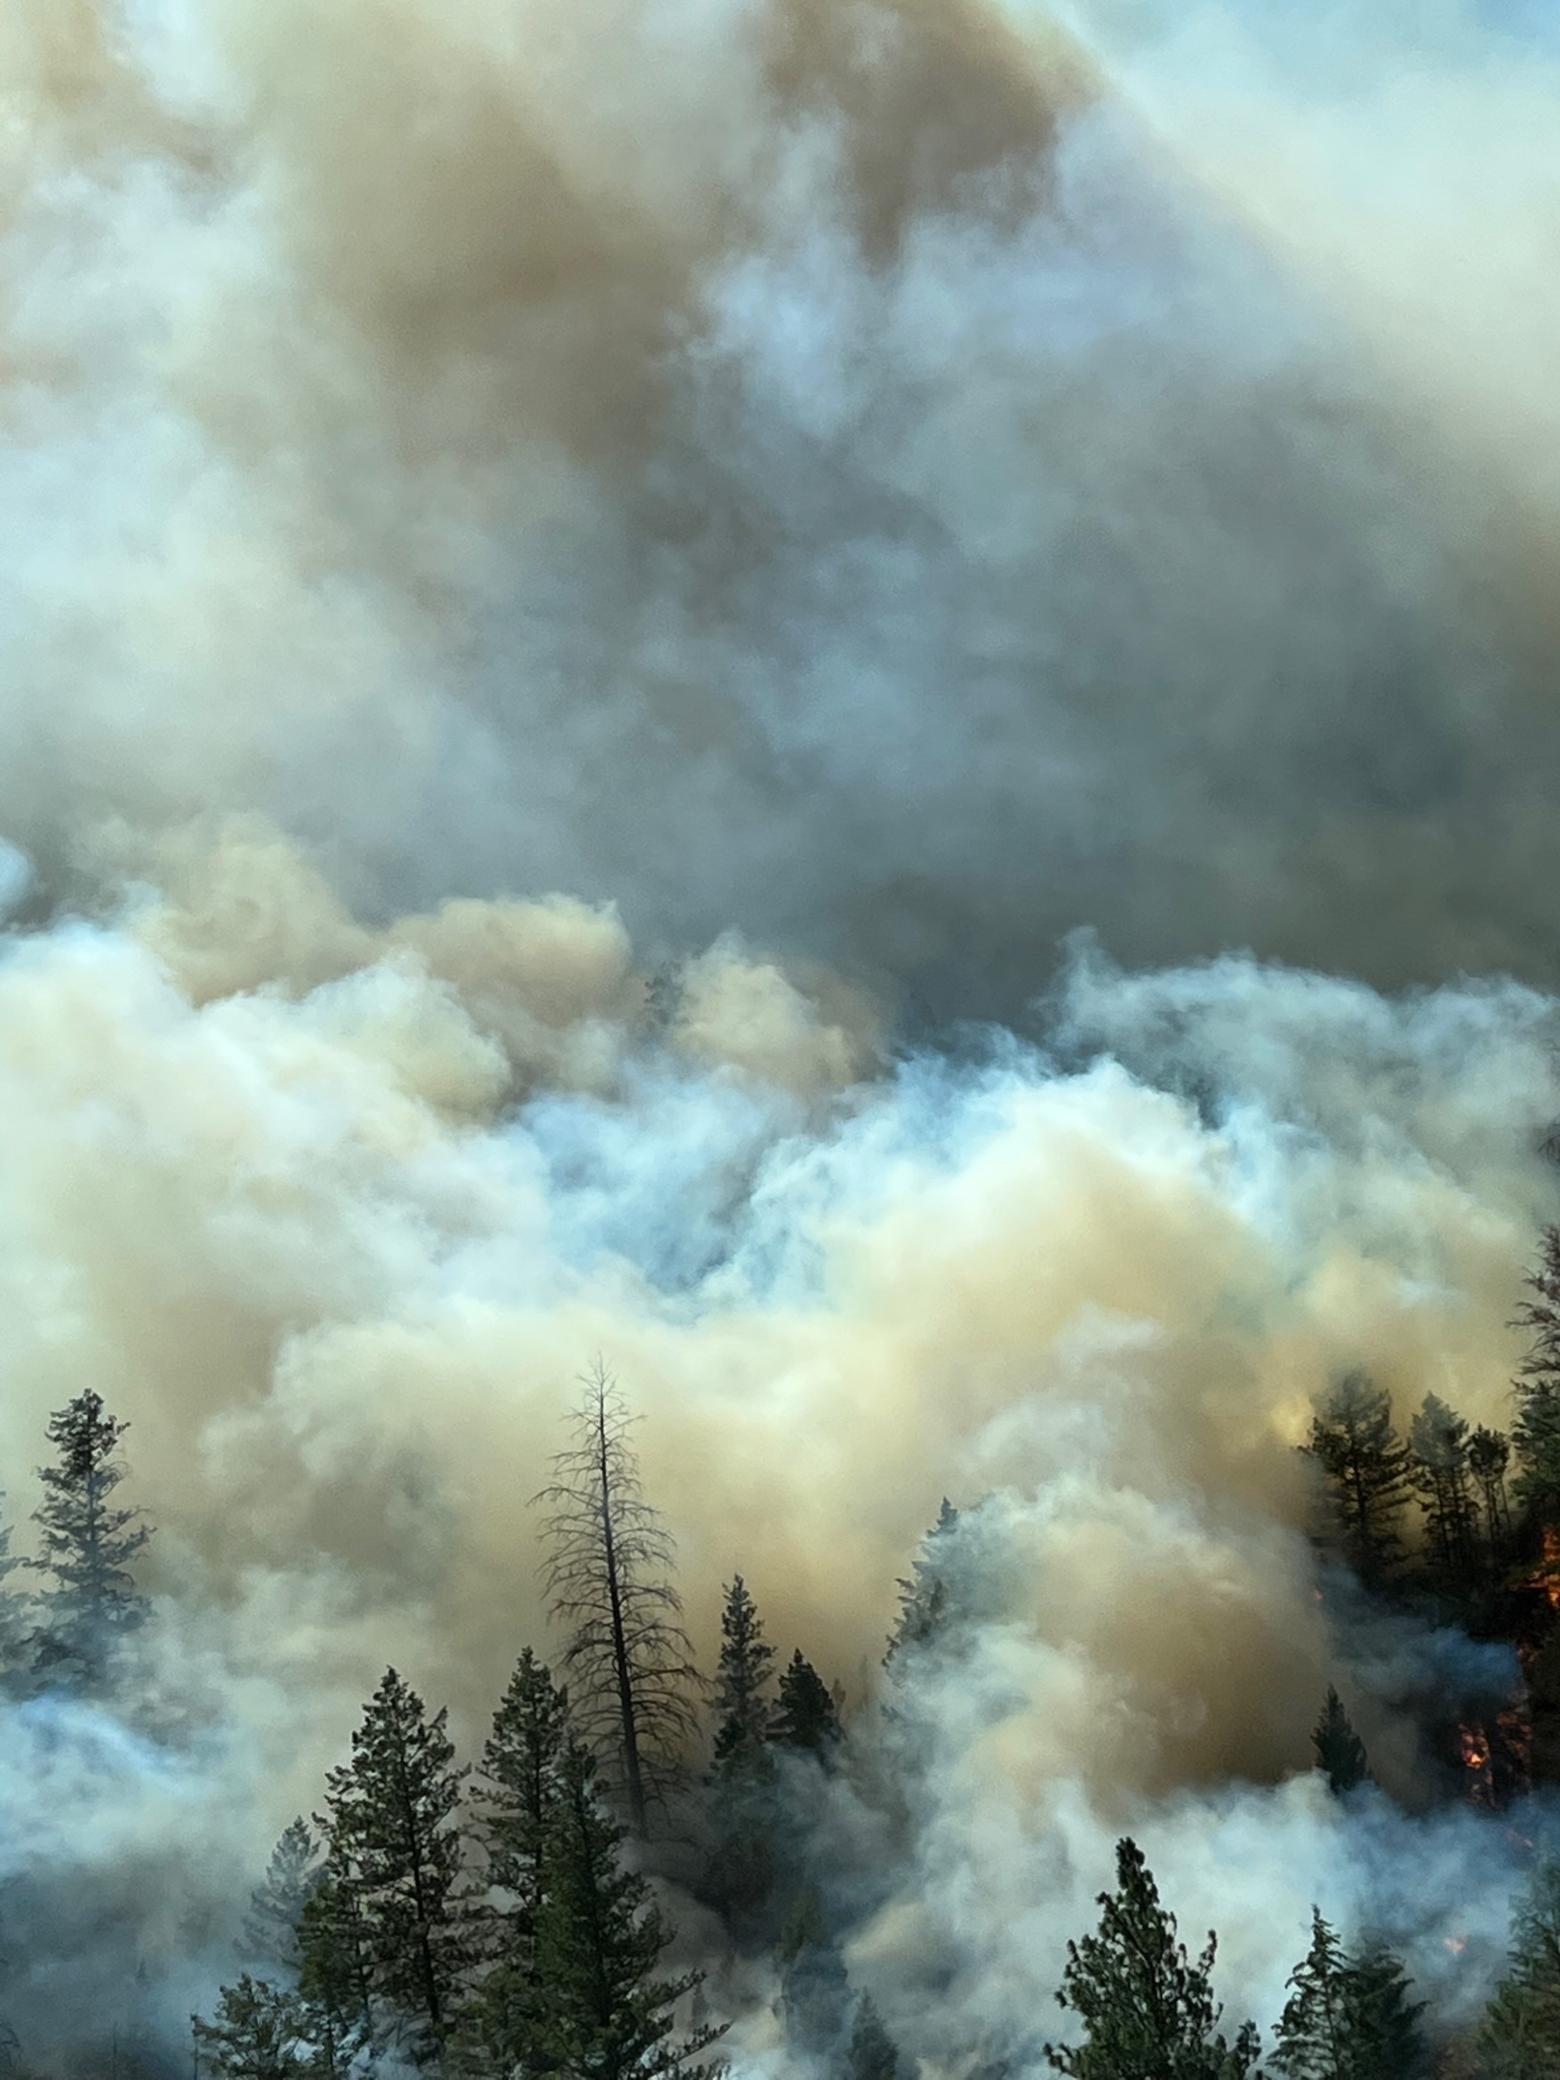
1301;1374;1411;1582
535;1362;701;1833
0;1492;29;1683
1514;1229;1560;1527
845;1996;901;2080
884;1500;960;1669
1482;1859;1560;2076
704;1580;779;1927
192;1976;307;2079
1407;1394;1479;1582
1043;1838;1261;2079
295;1856;374;2076
1271;1910;1426;2079
318;1667;469;2064
771;1652;842;1759
1312;1688;1370;1796
527;1738;727;2080
711;1577;775;1773
1468;1427;1514;1561
777;1892;849;2059
242;1819;321;1975
29;1389;151;1683
461;1649;572;2070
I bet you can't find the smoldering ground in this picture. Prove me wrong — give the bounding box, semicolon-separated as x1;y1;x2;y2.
2;0;1560;2067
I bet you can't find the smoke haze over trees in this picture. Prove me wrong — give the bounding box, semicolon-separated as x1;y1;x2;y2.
4;0;1560;2074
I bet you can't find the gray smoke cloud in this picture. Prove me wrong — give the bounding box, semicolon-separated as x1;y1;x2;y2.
1;0;1558;2068
3;0;1560;1010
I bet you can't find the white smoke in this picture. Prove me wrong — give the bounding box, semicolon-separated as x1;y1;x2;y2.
1;0;1558;2066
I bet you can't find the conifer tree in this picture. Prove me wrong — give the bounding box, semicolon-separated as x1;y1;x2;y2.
461;1648;572;2070
0;1492;29;1683
1301;1375;1411;1582
1312;1689;1369;1797
884;1500;960;1669
527;1738;727;2080
318;1667;469;2064
1513;1228;1560;1527
1043;1838;1261;2079
705;1579;779;1926
191;1977;307;2080
845;1996;901;2080
535;1362;701;1833
777;1891;850;2059
242;1820;321;1976
29;1388;151;1683
1271;1910;1426;2079
295;1858;375;2077
1481;1859;1560;2076
1407;1394;1479;1582
712;1576;775;1773
771;1652;842;1759
1468;1427;1514;1561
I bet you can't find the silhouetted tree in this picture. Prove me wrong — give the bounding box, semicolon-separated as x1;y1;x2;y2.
1312;1689;1370;1796
1043;1838;1261;2078
845;1996;901;2080
1514;1229;1560;1526
1407;1394;1479;1582
778;1891;849;2060
1302;1375;1410;1582
192;1976;307;2080
712;1576;775;1773
461;1648;572;2071
705;1579;779;1926
318;1667;468;2063
30;1389;151;1684
884;1500;960;1669
242;1819;321;1976
1469;1427;1514;1561
1481;1859;1560;2076
0;1493;28;1683
527;1739;726;2080
535;1362;701;1833
295;1855;374;2076
771;1652;841;1760
1271;1910;1426;2078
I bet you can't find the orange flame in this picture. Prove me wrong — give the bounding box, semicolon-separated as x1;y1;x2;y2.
1459;1724;1491;1769
1535;1527;1560;1611
1458;1722;1497;1807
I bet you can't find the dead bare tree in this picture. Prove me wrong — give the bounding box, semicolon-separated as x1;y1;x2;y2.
533;1360;701;1833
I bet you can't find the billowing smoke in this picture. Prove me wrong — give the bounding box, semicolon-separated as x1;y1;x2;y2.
1;0;1558;2068
5;0;1560;1005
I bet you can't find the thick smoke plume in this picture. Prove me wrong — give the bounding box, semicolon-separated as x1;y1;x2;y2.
1;0;1558;2068
5;0;1560;1004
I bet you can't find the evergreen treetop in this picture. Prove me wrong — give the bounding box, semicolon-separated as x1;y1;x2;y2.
1482;1859;1560;2077
30;1388;151;1683
846;1995;901;2080
1043;1837;1261;2079
1514;1228;1560;1526
318;1666;469;2063
528;1738;727;2080
242;1819;321;1977
191;1975;307;2080
1271;1910;1426;2079
1312;1688;1370;1797
1302;1374;1410;1583
884;1500;960;1670
711;1575;775;1773
771;1651;842;1758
